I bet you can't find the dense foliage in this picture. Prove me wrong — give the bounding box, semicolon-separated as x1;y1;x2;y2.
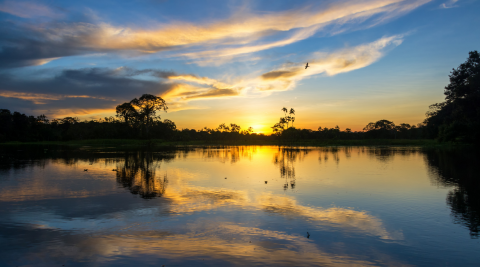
424;51;480;143
0;105;425;143
14;50;480;145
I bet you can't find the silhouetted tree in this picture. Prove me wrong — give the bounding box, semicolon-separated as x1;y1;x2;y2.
230;123;241;133
289;108;296;128
116;102;138;125
425;51;480;142
363;119;396;139
272;107;296;134
130;94;168;138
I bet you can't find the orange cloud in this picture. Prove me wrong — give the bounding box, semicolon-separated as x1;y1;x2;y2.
27;0;429;61
160;35;404;108
0;90;116;105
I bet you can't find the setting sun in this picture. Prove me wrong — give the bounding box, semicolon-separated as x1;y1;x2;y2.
1;1;480;266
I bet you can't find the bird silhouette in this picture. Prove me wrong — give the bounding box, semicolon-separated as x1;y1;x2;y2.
307;232;310;238
84;169;88;172
305;62;309;69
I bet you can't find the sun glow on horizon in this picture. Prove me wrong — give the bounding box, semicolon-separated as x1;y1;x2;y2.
0;0;476;132
249;124;270;134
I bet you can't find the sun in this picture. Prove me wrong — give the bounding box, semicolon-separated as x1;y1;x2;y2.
249;124;270;134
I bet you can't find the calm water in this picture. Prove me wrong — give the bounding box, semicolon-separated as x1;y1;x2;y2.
0;146;479;266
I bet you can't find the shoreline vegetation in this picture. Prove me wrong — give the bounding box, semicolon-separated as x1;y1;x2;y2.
0;138;459;148
1;51;478;147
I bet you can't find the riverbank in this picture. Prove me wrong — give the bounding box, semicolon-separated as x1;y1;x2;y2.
0;138;458;148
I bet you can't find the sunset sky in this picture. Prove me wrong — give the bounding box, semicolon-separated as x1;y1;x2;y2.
0;0;478;133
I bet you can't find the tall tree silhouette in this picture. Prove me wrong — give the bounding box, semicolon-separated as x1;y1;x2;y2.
272;107;296;133
425;51;480;142
289;108;296;128
116;102;138;126
130;94;168;138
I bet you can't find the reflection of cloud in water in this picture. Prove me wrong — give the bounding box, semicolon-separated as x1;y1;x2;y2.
163;186;251;214
0;160;120;202
0;146;419;266
23;222;403;267
162;185;401;240
257;194;402;240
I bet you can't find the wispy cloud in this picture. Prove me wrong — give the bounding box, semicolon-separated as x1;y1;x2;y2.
0;0;430;68
162;35;404;105
0;35;404;117
94;0;426;55
177;0;429;63
440;0;459;8
0;68;178;117
260;35;403;80
0;0;62;18
0;90;115;105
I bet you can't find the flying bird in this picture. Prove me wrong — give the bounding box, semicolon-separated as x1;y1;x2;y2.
305;62;309;69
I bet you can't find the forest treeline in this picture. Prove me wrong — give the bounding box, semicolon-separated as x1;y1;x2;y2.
0;51;478;143
0;108;427;142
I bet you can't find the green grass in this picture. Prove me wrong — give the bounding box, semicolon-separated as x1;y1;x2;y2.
0;138;456;148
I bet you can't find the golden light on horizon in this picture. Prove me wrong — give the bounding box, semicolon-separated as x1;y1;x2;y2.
0;0;461;133
248;123;270;134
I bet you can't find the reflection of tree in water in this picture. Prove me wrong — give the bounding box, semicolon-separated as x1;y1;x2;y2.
116;151;174;199
425;149;480;238
365;147;420;163
0;147;119;173
318;147;341;165
201;146;256;164
274;147;309;190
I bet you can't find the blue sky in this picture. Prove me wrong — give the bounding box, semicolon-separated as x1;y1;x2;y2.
0;0;478;132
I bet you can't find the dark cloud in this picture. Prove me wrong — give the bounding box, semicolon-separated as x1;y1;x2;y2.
0;17;181;69
0;21;96;69
0;67;177;116
185;88;238;100
151;70;179;79
261;70;298;80
0;96;37;114
0;68;175;97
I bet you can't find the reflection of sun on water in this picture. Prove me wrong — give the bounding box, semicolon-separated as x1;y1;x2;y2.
2;146;428;266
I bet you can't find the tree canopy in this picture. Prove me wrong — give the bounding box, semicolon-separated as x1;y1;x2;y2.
425;51;480;143
116;94;168;138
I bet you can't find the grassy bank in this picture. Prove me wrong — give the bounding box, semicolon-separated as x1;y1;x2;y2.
0;138;454;148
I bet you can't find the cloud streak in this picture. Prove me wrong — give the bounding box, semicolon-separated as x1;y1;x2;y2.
0;0;62;19
0;90;115;105
183;35;404;96
0;0;430;68
0;68;178;117
0;35;404;117
440;0;459;8
259;35;403;84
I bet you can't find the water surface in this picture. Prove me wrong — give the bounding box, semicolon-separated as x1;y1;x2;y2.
0;146;479;266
